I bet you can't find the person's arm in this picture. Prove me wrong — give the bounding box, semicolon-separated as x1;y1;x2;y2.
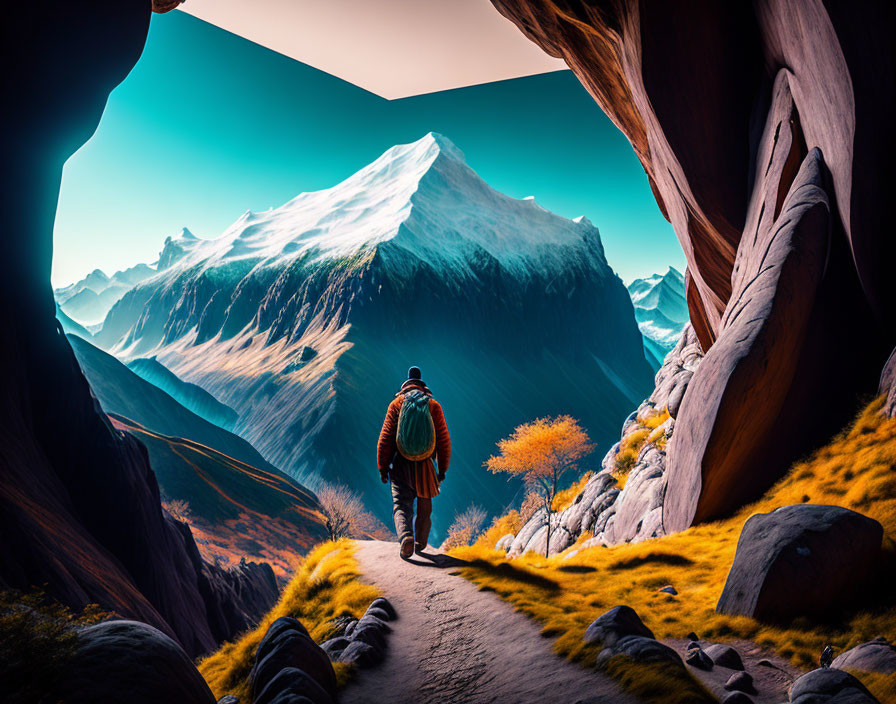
377;399;400;482
430;400;451;481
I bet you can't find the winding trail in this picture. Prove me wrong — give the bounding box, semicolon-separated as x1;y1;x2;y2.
340;539;639;704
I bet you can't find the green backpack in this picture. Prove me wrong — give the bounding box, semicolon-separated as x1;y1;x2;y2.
396;389;436;461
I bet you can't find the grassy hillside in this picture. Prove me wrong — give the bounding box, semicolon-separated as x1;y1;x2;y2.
111;416;326;576
68;334;327;575
451;398;896;703
198;540;378;700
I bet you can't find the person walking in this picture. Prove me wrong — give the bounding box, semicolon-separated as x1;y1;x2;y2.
377;366;451;559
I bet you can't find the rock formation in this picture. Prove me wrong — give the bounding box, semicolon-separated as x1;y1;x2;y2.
503;324;702;555
0;0;277;659
490;0;894;531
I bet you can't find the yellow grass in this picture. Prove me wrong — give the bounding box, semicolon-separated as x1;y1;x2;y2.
452;399;896;703
198;540;379;700
553;471;594;512
614;409;672;487
476;510;523;550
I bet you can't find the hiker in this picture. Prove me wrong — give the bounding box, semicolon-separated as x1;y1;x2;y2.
377;366;451;559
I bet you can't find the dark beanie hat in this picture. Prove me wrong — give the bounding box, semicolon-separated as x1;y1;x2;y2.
408;366;422;380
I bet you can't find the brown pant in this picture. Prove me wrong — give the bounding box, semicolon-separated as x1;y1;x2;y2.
391;479;432;547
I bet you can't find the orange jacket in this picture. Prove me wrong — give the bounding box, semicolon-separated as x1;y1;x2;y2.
377;381;450;499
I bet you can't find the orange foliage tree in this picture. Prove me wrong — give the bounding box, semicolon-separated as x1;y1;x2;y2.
485;415;594;556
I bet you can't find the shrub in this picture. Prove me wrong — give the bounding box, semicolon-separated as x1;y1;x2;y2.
441;505;488;550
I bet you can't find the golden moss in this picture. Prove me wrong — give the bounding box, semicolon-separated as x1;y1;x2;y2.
198;540;379;700
452;399;896;702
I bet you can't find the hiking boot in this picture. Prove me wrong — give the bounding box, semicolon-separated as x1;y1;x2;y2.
400;537;414;559
414;541;427;554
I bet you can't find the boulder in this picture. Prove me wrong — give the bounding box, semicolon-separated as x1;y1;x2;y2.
595;635;682;670
717;505;883;619
60;620;216;704
250;619;336;703
584;606;654;648
367;597;396;621
724;671;754;693
880;349;896;417
685;646;713;670
253;667;333;704
319;637;350;659
705;643;745;670
831;638;896;674
789;668;880;703
495;534;514;552
722;693;754;704
338;640;382;668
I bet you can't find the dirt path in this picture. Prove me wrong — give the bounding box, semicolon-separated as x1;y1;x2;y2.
340;539;639;704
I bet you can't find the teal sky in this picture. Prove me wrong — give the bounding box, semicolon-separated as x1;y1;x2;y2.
52;10;682;288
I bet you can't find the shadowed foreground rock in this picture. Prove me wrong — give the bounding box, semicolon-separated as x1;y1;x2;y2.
0;0;280;660
717;505;883;620
61;620;216;704
249;617;338;704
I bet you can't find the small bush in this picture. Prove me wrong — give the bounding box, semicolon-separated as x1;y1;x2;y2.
1;590;112;703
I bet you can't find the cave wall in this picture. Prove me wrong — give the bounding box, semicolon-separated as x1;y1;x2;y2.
0;0;272;658
491;0;894;528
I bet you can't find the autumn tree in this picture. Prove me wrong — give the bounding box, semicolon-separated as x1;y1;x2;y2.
441;504;488;550
316;482;389;541
485;415;594;557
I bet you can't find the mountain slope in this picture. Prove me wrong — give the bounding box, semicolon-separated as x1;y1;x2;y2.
67;334;326;572
128;356;238;431
628;267;688;369
95;133;654;536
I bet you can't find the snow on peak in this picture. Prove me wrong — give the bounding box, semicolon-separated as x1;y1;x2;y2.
153;133;607;278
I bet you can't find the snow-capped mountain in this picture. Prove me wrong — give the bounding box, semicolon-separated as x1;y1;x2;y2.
95;133;654;535
627;267;689;369
56;262;156;325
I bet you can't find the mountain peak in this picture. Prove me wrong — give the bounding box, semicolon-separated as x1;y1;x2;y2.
419;131;466;162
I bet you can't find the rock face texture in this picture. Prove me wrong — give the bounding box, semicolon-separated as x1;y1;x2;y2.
716;505;883;620
0;0;277;660
503;325;702;555
490;0;894;530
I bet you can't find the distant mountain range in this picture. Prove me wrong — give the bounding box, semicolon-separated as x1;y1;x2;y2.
84;133;654;536
56;263;156;325
628;267;689;369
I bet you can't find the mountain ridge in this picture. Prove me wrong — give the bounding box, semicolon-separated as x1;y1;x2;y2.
92;134;654;534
